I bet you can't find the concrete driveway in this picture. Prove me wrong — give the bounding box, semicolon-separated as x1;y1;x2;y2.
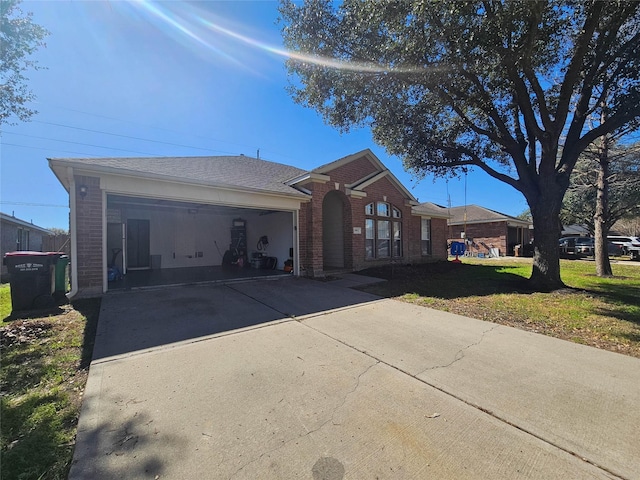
71;277;640;479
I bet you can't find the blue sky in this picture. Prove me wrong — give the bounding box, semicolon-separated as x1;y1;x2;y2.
1;0;529;231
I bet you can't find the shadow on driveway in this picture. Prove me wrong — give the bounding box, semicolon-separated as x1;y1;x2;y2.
93;277;380;360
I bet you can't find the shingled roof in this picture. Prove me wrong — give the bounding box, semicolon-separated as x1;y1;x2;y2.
49;156;309;197
447;205;531;226
412;202;450;218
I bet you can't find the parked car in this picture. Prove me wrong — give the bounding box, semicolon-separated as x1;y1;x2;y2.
574;237;595;256
607;236;640;259
559;236;598;258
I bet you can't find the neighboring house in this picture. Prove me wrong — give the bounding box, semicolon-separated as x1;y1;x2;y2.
1;212;53;281
446;205;532;256
561;224;590;237
49;149;449;298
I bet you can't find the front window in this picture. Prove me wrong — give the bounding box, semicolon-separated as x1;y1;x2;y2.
365;203;375;215
377;202;390;217
365;219;375;259
377;220;390;258
421;218;431;256
365;203;402;259
17;228;30;251
393;222;402;257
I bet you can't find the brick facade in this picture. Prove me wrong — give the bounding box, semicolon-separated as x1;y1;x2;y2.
67;152;448;292
74;175;103;296
449;221;508;256
298;157;447;277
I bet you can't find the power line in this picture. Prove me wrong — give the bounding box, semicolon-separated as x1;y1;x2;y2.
3;131;159;156
33;104;257;152
1;142;102;157
0;201;68;208
33;102;305;164
33;120;237;154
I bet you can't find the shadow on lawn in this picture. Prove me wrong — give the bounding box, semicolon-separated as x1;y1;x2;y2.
590;283;640;310
358;261;531;299
0;297;102;480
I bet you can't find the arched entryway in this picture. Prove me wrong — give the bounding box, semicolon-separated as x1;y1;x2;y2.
322;190;350;270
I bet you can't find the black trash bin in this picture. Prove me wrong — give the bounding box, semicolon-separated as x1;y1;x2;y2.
3;251;61;311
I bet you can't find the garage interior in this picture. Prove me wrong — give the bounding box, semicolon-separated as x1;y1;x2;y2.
105;194;295;290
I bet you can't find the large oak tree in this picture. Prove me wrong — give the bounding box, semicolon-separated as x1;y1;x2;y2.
280;0;640;290
561;141;640;275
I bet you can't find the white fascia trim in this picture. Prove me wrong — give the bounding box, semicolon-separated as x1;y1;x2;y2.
294;186;313;196
412;213;450;219
101;189;108;294
66;166;79;300
354;170;390;190
51;160;308;201
351;169;418;204
345;169;382;189
449;219;528;226
286;172;331;185
345;188;367;198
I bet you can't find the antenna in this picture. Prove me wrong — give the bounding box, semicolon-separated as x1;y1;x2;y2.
446;179;452;240
257;148;260;159
463;171;468;240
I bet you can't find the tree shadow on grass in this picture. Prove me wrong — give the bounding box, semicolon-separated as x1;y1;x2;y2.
0;298;102;480
1;391;76;480
577;278;640;327
589;283;640;310
591;301;640;327
358;262;533;299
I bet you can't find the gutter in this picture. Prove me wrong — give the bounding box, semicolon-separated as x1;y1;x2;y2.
49;159;309;200
66;166;79;300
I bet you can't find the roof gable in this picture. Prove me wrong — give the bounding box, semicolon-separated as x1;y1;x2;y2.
312;148;383;175
305;149;418;204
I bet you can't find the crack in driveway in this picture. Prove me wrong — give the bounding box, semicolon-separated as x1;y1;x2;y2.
416;324;501;375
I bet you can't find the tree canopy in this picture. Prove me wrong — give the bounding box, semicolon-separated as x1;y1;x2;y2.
561;142;640;234
280;0;640;290
0;0;49;125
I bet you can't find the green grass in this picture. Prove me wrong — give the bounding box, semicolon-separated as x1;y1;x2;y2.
1;287;100;480
1;283;12;320
360;258;640;357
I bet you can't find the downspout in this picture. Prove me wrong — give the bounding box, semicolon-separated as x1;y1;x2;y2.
67;166;79;299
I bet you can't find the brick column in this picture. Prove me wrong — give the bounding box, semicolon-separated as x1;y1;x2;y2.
74;175;103;296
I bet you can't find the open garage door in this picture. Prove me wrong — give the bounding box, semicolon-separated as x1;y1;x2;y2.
105;194;297;290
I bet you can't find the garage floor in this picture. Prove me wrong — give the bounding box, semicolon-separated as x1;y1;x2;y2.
108;265;290;290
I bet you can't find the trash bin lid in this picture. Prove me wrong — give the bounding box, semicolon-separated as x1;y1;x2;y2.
4;251;63;257
3;251;63;266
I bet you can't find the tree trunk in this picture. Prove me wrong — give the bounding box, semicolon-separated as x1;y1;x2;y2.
594;106;613;276
594;135;613;276
527;169;566;291
529;206;565;291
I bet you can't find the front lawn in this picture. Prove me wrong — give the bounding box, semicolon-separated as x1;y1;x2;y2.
0;284;100;480
359;258;640;358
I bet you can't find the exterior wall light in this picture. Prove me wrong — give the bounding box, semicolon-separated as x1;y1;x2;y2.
79;185;88;199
